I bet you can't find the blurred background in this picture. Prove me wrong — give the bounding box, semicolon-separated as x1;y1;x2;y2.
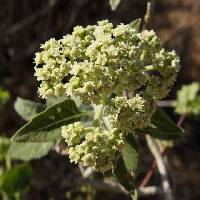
0;0;200;199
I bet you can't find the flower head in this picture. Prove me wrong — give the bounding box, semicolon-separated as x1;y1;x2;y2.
34;20;180;104
107;95;155;133
62;122;124;172
173;82;200;116
35;20;181;172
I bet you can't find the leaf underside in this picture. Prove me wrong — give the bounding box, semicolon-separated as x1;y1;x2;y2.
11;99;83;142
8;142;54;161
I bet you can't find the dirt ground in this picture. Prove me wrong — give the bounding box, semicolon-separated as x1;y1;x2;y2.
0;0;200;199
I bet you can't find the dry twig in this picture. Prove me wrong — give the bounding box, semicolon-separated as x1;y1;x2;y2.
140;114;185;188
146;135;174;200
80;178;162;197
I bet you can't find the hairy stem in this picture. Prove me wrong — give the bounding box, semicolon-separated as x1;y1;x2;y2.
93;100;106;127
157;100;175;107
5;155;11;170
143;0;155;30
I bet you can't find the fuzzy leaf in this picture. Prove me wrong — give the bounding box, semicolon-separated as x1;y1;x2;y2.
11;99;85;142
141;108;184;140
109;0;122;11
114;134;139;194
114;156;135;192
173;82;200;116
46;96;68;107
122;134;139;176
8;142;54;161
0;163;32;196
0;137;10;160
129;18;141;32
14;97;45;121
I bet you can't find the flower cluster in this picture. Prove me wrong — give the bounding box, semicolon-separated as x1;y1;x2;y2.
35;20;180;104
108;95;155;133
35;20;180;172
173;82;200;116
62;122;124;172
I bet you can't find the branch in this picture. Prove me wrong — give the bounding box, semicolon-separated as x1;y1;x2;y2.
80;178;162;197
138;186;162;197
140;114;185;187
140;147;166;187
177;114;185;127
157;100;175;108
146;135;174;200
78;164;94;178
143;0;155;30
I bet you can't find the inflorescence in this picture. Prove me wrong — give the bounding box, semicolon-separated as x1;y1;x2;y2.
173;82;200;116
34;20;180;172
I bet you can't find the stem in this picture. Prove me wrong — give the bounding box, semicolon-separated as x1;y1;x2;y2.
146;135;174;200
177;114;185;127
80;179;162;197
140;148;166;188
79;164;94;178
14;192;20;200
143;0;155;30
2;192;8;200
93;100;106;127
102;116;112;130
140;115;185;187
5;155;11;170
157;100;175;108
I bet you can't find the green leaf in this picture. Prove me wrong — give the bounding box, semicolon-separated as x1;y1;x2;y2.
11;99;86;142
114;134;139;194
109;0;122;11
0;87;10;110
0;137;10;160
129;18;141;32
173;82;200;116
14;97;46;121
0;163;32;196
114;156;135;192
141;108;184;140
46;96;68;107
131;190;138;200
8;142;54;161
122;134;139;176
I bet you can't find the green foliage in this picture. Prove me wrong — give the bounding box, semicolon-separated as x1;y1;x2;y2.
0;135;54;162
14;97;45;121
8;142;54;161
121;134;139;176
11;18;184;198
11;99;85;142
114;134;139;193
35;20;179;104
141;108;184;140
114;156;135;192
0;87;10;110
0;135;52;199
46;96;68;107
173;82;200;116
109;0;122;11
0;137;10;161
0;163;32;198
129;18;141;32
